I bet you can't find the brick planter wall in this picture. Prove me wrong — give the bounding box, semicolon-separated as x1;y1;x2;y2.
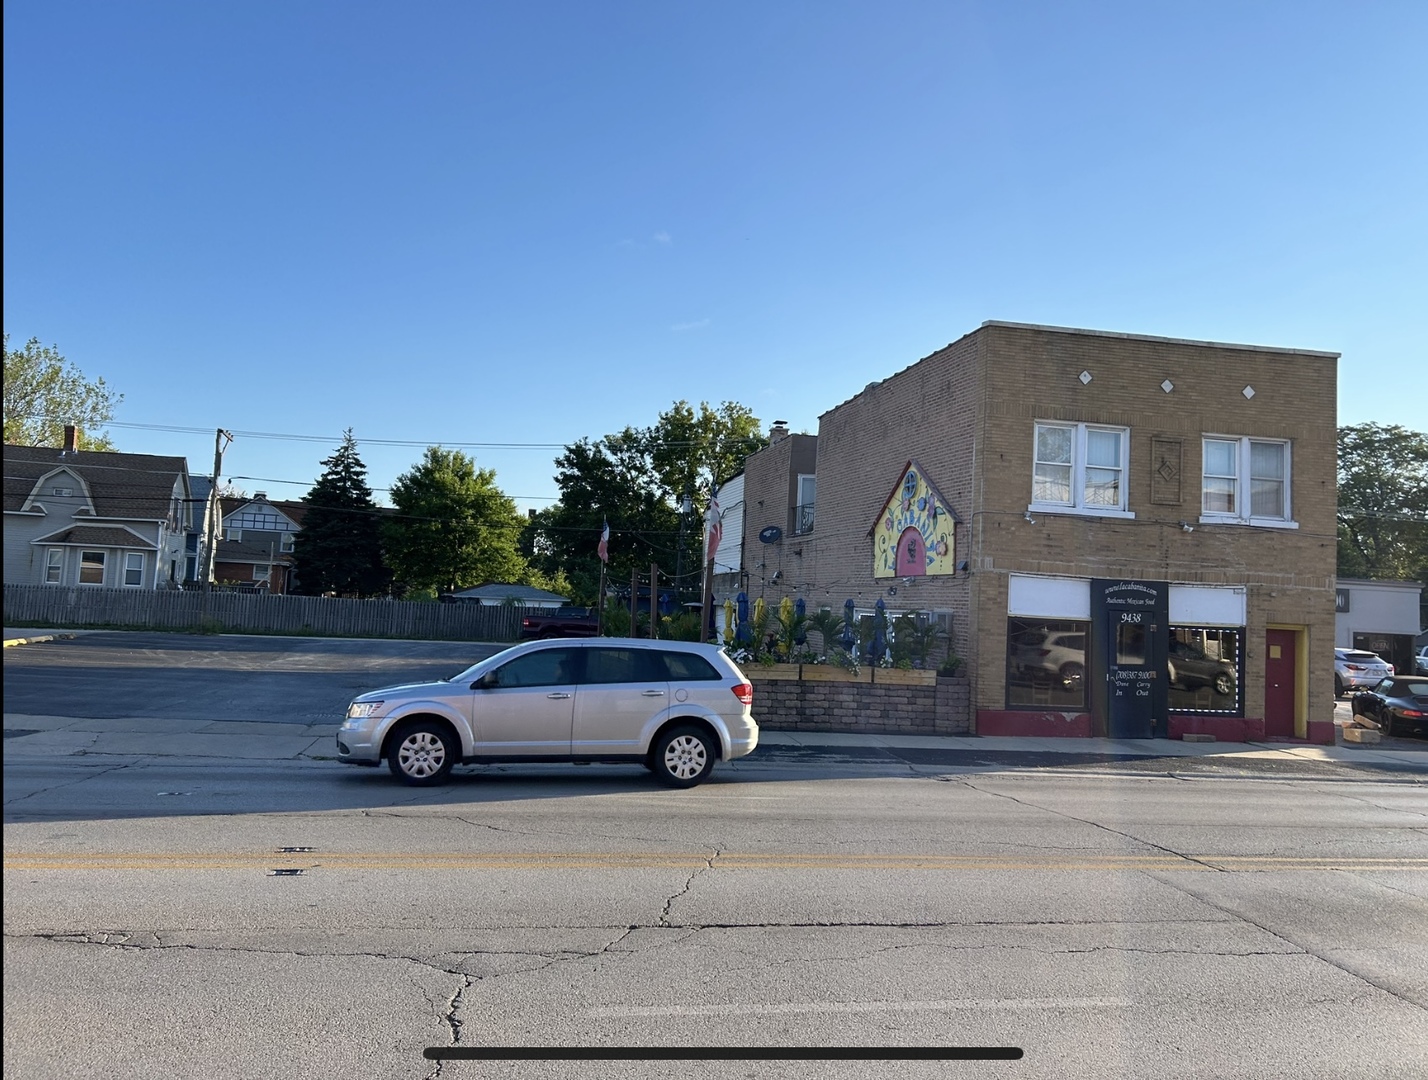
747;673;970;736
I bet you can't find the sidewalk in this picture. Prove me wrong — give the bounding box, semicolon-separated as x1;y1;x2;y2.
6;628;1426;775
5;711;1426;774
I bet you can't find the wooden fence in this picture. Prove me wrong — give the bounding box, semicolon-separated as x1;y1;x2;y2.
3;584;524;642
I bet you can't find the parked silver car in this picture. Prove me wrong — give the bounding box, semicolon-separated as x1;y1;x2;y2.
338;638;758;787
1334;647;1393;698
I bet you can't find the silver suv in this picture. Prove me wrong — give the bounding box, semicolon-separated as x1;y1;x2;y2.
338;639;758;787
1334;647;1393;698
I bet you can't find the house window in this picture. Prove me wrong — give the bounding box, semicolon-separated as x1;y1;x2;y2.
794;475;816;535
45;548;63;584
52;486;74;497
281;533;295;553
226;527;242;541
253;564;271;582
80;550;105;585
1201;437;1293;525
124;552;144;587
1031;423;1131;516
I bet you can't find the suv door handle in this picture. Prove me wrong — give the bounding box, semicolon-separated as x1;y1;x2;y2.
641;689;666;696
547;692;571;699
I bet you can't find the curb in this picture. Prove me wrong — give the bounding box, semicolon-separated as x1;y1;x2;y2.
2;633;76;648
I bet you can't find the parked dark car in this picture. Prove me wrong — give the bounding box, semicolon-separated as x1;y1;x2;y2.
1167;639;1237;696
1350;676;1428;738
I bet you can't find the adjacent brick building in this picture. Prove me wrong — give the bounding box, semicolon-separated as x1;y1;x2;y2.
740;321;1339;743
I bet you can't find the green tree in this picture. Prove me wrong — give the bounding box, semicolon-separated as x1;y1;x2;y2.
3;334;122;449
522;401;768;606
291;431;391;597
1336;424;1428;593
385;447;528;594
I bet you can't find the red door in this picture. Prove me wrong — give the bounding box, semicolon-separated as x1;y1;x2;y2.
1264;629;1297;738
896;527;927;576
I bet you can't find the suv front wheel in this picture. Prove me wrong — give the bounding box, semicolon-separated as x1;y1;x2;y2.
651;725;716;788
387;720;457;786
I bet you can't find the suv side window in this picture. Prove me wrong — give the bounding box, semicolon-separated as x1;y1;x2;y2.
491;649;580;688
658;650;723;681
583;647;665;685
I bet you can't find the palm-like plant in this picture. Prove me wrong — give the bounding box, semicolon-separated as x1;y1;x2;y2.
808;607;847;659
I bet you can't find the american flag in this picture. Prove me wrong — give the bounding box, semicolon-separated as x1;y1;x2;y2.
704;489;723;566
597;519;610;564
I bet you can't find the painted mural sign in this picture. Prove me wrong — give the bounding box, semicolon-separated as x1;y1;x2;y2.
871;460;958;579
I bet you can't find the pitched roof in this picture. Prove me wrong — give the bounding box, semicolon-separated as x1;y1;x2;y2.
449;583;569;603
3;444;188;520
216;537;294;564
220;495;308;528
32;525;158;549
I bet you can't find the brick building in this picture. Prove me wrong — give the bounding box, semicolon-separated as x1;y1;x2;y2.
741;321;1339;743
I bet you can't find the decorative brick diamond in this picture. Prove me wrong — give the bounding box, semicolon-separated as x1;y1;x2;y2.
1242;385;1255;399
1079;370;1092;385
1161;379;1174;393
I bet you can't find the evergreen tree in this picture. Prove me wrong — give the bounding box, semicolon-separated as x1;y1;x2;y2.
291;431;390;597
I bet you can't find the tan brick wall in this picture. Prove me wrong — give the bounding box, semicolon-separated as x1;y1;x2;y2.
740;433;817;597
966;323;1338;728
777;321;1338;736
797;332;982;665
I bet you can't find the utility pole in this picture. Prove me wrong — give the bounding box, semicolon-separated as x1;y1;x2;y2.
201;429;233;593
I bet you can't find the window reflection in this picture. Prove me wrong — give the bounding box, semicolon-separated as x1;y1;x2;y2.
1168;627;1241;714
1006;618;1088;709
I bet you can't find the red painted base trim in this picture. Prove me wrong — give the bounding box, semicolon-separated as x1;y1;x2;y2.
1306;720;1336;745
1169;715;1266;743
976;710;1093;738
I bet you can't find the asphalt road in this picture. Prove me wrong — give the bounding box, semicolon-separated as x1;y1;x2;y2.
4;631;1427;1079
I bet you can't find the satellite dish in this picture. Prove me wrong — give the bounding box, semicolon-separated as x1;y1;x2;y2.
758;526;783;544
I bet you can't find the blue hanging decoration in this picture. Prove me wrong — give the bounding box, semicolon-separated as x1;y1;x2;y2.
735;591;752;645
871;597;887;662
840;598;856;651
794;597;807;645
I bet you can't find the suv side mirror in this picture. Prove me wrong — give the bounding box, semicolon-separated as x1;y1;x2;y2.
472;672;498;690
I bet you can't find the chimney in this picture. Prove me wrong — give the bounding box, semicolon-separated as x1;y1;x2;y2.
63;425;78;452
770;420;789;442
253;492;268;501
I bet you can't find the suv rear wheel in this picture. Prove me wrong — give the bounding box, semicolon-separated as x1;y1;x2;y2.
387;721;456;786
650;724;715;788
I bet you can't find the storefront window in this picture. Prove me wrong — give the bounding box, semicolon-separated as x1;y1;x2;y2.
1006;618;1088;710
1167;626;1242;714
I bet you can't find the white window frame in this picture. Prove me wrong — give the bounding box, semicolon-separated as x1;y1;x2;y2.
280;532;295;553
44;548;64;584
253;564;271;582
79;550;106;586
1029;422;1134;519
123;552;145;587
1199;436;1296;529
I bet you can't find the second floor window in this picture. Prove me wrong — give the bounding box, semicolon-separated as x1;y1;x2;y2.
795;474;816;535
1032;422;1130;515
1202;437;1292;524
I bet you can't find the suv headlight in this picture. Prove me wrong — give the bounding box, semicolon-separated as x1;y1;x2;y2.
346;701;385;720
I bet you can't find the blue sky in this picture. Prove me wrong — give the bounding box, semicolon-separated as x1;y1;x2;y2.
5;0;1424;511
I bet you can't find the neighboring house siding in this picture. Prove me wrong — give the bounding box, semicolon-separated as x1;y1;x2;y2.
3;446;190;589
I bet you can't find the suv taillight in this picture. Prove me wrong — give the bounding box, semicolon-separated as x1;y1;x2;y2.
732;683;753;706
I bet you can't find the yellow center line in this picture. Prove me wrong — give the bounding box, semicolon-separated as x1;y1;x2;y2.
5;852;1427;872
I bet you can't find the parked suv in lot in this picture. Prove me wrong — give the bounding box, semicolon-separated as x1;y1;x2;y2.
338;639;758;787
1334;647;1393;698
